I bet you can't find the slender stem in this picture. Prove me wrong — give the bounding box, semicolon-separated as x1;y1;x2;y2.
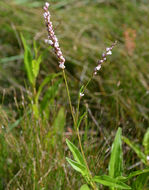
62;70;76;125
62;70;97;190
76;75;93;123
76;95;81;123
83;75;93;93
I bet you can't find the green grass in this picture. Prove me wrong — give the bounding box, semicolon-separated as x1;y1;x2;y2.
0;0;149;189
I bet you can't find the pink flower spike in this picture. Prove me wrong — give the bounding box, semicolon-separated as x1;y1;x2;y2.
94;41;117;75
43;2;65;69
45;2;50;7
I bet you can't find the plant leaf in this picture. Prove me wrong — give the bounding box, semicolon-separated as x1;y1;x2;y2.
21;33;34;84
32;103;39;119
40;79;62;112
45;107;65;147
116;168;149;182
35;73;61;104
109;128;123;178
80;184;90;190
7;117;22;132
66;139;85;166
53;107;65;134
93;175;131;189
77;112;87;129
66;157;87;175
132;172;149;190
122;136;147;164
143;128;149;156
32;55;42;78
79;85;84;93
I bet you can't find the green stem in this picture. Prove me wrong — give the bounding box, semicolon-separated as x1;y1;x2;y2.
76;95;81;123
76;75;93;123
62;70;76;125
83;76;93;93
62;70;97;190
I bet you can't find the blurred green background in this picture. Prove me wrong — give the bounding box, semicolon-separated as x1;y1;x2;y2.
0;0;149;189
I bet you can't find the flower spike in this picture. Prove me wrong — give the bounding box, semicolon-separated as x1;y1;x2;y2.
43;2;65;69
94;41;117;75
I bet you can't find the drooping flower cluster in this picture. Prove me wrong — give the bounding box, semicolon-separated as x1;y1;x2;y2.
94;41;117;75
43;2;65;69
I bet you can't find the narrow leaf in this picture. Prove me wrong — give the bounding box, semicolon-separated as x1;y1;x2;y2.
132;173;149;190
109;128;123;178
117;168;149;182
32;55;42;78
40;79;62;112
66;139;85;166
53;107;65;134
143;128;149;156
80;85;84;93
66;157;87;175
21;33;34;84
77;112;87;129
35;73;61;104
7;117;22;132
93;175;131;189
32;103;39;119
122;136;147;164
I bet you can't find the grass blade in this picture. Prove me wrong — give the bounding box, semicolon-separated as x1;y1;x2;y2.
77;112;87;129
53;107;65;134
21;33;34;84
109;128;123;178
122;136;147;164
35;73;61;104
143;128;149;156
132;173;149;190
40;79;62;112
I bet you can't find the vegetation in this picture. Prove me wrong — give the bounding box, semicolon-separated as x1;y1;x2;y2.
0;0;149;189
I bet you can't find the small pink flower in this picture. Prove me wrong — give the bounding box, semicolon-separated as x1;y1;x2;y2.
59;64;65;69
106;47;111;51
107;50;112;55
96;65;101;71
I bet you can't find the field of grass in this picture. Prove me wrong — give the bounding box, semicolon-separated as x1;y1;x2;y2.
0;0;149;189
